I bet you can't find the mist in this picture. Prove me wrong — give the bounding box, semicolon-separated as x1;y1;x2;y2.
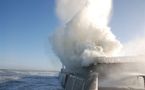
50;0;145;88
120;34;145;56
51;0;123;68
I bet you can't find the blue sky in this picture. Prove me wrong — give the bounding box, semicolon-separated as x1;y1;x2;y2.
0;0;145;71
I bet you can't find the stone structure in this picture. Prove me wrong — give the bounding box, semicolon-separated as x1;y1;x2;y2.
59;57;145;90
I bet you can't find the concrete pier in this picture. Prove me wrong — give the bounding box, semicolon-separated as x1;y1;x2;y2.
59;57;145;90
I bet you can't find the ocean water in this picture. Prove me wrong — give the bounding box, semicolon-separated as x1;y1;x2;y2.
0;69;63;90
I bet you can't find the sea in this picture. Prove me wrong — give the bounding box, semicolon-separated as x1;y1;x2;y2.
0;69;63;90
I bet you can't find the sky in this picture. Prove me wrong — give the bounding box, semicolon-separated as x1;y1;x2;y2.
0;0;145;71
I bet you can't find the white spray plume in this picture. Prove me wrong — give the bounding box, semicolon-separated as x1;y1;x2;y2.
117;27;145;56
51;0;122;68
120;36;145;56
56;0;87;23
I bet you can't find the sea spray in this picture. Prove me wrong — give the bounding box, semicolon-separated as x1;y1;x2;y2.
50;0;122;69
51;0;145;88
120;36;145;56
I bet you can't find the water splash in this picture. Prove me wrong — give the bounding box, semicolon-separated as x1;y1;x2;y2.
51;0;122;68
